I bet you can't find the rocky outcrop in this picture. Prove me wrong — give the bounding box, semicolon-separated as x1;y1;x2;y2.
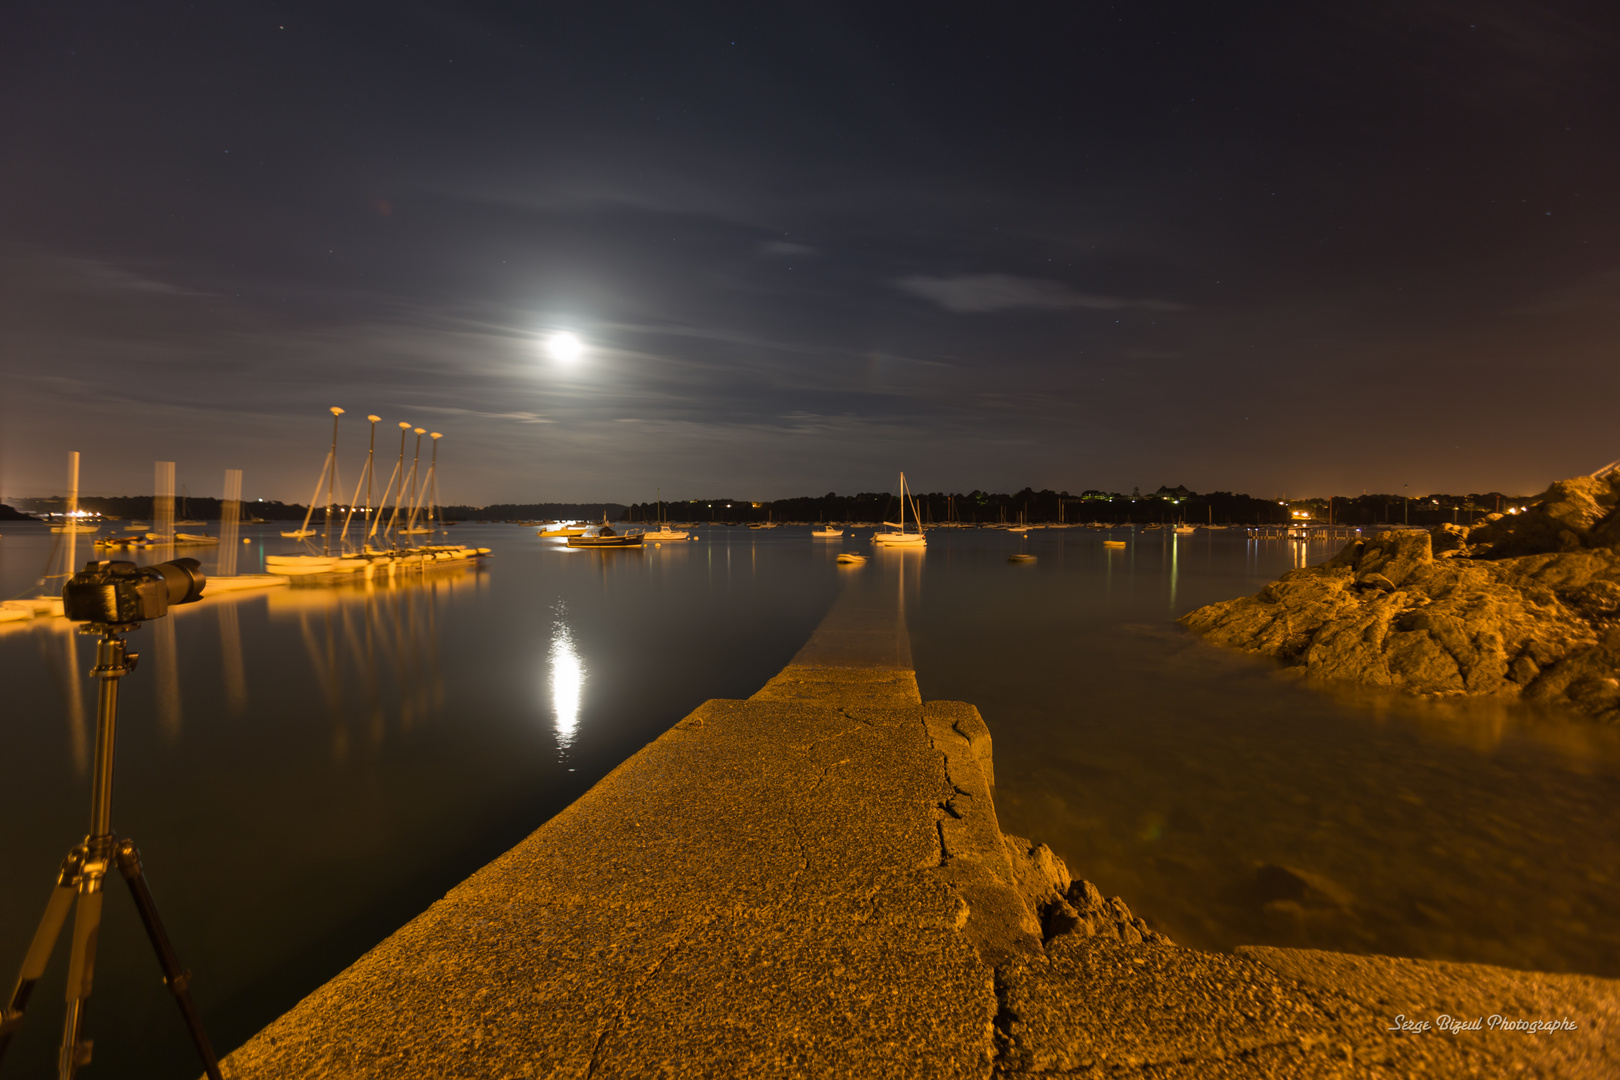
1179;472;1620;722
1003;835;1172;947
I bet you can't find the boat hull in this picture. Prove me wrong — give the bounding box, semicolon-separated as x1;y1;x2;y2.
566;536;643;548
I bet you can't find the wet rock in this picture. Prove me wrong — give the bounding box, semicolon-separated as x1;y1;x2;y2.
1003;835;1072;922
1180;471;1620;722
1044;879;1174;947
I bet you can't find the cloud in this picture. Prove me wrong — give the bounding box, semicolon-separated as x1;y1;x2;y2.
895;273;1179;314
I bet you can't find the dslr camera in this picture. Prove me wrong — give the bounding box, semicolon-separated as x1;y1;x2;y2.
62;558;207;625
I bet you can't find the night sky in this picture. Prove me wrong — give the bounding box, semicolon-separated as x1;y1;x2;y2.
3;2;1617;506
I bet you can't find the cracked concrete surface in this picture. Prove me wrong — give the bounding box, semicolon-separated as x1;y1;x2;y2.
217;573;1618;1078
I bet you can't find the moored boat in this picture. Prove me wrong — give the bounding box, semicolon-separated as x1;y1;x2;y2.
872;472;926;547
566;523;643;548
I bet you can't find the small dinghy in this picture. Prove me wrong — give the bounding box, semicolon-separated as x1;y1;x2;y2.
836;552;867;564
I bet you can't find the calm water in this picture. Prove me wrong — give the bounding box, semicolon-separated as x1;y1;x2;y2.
1;521;1616;1075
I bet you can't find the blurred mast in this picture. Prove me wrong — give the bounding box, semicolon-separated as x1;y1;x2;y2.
322;406;344;556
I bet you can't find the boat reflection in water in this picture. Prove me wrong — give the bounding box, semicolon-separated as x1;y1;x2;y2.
547;601;584;755
263;568;480;760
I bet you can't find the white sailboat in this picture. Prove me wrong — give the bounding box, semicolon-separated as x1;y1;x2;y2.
872;472;927;547
272;407;350;570
642;489;691;541
399;429;441;535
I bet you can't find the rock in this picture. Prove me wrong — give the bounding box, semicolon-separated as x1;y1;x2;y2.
1044;879;1174;947
1003;835;1073;921
1179;472;1620;723
1253;864;1354;909
1467;474;1620;558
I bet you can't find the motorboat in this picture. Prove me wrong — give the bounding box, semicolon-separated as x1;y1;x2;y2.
641;493;692;540
1104;539;1127;549
872;472;927;547
174;533;220;545
811;525;844;538
566;522;643;548
538;523;587;537
836;552;867;564
1008;553;1036;563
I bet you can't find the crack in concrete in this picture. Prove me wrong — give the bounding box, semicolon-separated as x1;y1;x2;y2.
582;915;715;1080
990;1032;1330;1077
785;756;846;896
990;965;1017;1070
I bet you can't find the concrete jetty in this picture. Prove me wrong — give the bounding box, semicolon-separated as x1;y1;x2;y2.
220;572;1618;1077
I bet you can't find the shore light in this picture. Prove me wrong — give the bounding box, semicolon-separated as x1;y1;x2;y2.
545;331;584;364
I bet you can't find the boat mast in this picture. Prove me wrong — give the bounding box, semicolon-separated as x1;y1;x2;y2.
339;414;381;550
323;406;344;556
425;432;442;531
365;414;380;536
404;427;425;533
382;421;411;543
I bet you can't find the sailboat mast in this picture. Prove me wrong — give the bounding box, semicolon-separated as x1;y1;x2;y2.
323;406;344;556
404;427;425;533
365;414;380;535
427;432;442;528
384;421;411;541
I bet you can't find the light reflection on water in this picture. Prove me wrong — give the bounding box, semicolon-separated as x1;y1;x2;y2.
0;522;1616;1078
549;602;584;752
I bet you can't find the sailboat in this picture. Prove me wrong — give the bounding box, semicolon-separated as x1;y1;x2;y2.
175;484;206;526
398;430;441;535
642;489;691;541
872;472;926;547
281;407;345;539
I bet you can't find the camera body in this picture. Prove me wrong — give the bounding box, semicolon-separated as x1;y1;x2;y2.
62;559;206;624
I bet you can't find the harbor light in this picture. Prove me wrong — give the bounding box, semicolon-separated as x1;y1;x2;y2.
545;331;585;365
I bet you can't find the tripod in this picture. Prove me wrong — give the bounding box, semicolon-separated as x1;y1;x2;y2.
0;624;222;1080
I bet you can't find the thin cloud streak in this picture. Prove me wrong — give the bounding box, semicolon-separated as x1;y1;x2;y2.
895;274;1182;314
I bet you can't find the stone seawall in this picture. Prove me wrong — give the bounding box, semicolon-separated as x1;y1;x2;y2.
217;576;1619;1078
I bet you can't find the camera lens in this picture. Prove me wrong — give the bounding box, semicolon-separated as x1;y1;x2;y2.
152;558;206;605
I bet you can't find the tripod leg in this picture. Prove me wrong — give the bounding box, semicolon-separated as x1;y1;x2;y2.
59;853;108;1079
114;839;223;1080
0;851;84;1065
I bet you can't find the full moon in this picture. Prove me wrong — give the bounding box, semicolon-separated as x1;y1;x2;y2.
545;331;584;364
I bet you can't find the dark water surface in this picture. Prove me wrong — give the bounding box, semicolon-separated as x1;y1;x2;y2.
1;522;1616;1075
